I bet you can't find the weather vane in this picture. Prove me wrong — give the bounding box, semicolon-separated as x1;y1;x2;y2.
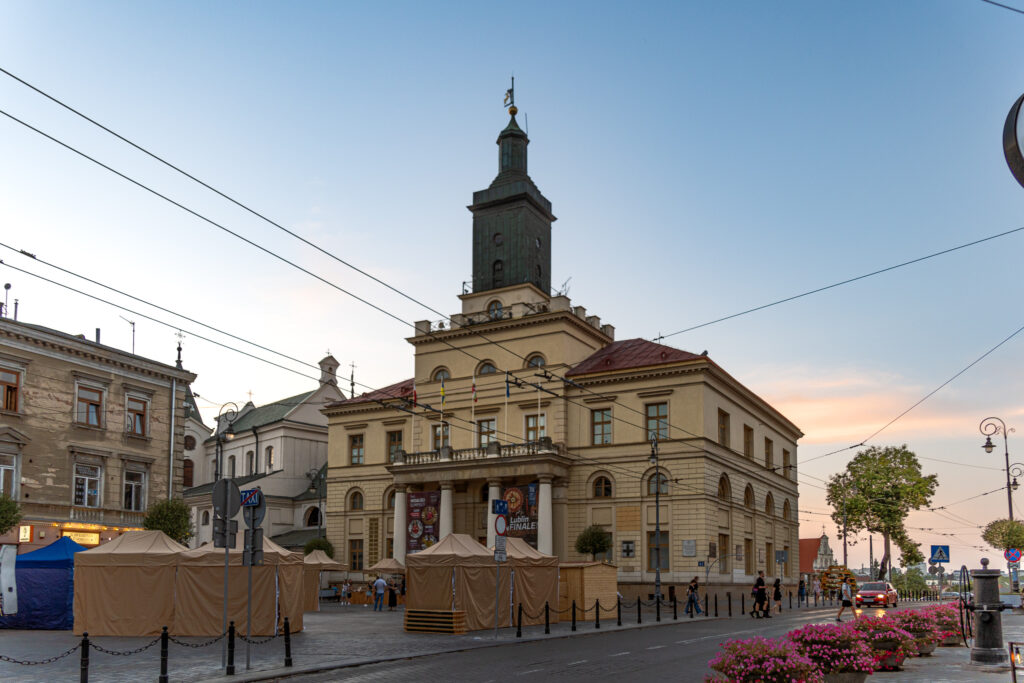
504;76;515;113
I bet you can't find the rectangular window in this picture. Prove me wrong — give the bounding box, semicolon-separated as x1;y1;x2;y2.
349;539;364;570
77;386;104;427
126;396;148;436
350;435;365;465
525;414;546;441
718;534;730;573
0;454;15;497
782;449;791;479
743;425;754;458
591;409;612;445
744;538;755;574
0;369;19;412
432;423;450;450
477;419;495;447
783;545;791;576
766;542;774;573
645;403;668;441
387;431;403;462
764;438;774;470
123;470;145;511
647;531;669;571
717;409;730;447
74;463;101;507
386;537;394;559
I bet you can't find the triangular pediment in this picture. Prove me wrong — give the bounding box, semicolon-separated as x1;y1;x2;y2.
0;425;31;445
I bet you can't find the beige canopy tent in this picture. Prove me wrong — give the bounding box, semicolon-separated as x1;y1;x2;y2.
175;537;304;635
406;534;510;631
302;550;346;612
499;537;560;626
366;556;406;574
73;530;188;636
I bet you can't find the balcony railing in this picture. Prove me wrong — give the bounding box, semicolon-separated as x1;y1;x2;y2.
393;438;559;466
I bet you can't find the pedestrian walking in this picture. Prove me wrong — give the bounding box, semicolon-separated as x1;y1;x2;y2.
387;580;398;611
686;576;703;615
798;578;806;606
363;581;372;608
836;577;855;621
813;577;822;602
373;575;387;611
772;578;783;614
752;570;769;618
341;579;351;605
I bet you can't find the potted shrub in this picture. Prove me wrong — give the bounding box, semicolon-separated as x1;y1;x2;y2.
788;622;875;683
892;609;939;656
851;615;916;671
706;636;823;682
922;603;963;646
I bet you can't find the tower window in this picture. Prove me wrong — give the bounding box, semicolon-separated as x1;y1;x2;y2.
493;233;503;246
535;237;542;249
493;260;504;287
536;265;542;281
487;300;503;320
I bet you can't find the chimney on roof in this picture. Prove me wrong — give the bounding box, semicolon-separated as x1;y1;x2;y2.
95;328;101;344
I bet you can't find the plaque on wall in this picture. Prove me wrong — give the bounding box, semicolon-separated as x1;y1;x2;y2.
681;539;696;557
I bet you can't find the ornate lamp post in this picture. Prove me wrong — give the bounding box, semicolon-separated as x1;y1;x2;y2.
307;468;325;539
981;416;1019;592
649;435;662;604
214;402;239;481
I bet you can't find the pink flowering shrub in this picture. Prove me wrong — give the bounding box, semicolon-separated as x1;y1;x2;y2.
891;609;939;643
920;603;960;639
706;636;823;682
851;615;916;669
787;622;875;674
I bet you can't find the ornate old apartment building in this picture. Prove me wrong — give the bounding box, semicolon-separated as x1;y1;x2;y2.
323;104;802;589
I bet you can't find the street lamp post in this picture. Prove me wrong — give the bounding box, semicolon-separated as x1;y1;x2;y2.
214;403;238;668
650;435;661;603
307;468;325;539
981;416;1020;592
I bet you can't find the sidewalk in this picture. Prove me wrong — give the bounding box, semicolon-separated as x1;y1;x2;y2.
893;611;1022;682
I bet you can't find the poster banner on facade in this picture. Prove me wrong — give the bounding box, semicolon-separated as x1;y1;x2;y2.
502;484;538;547
406;491;440;554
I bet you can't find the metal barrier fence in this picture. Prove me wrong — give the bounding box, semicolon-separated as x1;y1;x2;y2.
0;617;294;683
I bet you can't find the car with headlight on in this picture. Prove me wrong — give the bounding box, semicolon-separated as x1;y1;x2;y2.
855;581;899;608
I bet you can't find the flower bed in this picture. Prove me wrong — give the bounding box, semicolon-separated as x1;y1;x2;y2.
788;622;875;675
706;636;823;682
919;603;962;646
850;615;916;670
891;609;940;655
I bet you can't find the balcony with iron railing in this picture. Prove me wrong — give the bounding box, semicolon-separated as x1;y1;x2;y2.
393;438;560;466
24;501;147;527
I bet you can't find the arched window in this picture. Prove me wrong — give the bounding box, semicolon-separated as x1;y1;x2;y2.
492;261;504;287
386;490;396;510
201;510;210;526
349;491;363;511
183;458;194;488
432;367;451;382
265;445;275;471
526;354;545;368
478;361;498;375
228;455;236;478
782;499;792;521
246;450;255;474
764;493;775;517
744;485;755;509
647;472;668;495
487;300;503;320
305;506;321;527
717;475;731;501
593;476;612;498
493;232;503;246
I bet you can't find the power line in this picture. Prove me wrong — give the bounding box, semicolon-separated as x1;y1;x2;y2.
978;0;1024;16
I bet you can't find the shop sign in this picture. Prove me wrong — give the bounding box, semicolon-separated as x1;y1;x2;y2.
406;491;440;554
62;531;100;546
502;484;538;547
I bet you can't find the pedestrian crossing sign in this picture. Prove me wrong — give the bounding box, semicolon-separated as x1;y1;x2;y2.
930;545;950;563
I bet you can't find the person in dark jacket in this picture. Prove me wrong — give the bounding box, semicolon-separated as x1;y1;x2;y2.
686;576;703;615
772;578;783;614
387;580;398;611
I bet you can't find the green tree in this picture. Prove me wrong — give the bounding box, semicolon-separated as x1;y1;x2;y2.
826;445;937;579
0;494;21;536
574;525;612;561
143;498;193;544
891;566;927;594
982;519;1024;552
304;537;334;558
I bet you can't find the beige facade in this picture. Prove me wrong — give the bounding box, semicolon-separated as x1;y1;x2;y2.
322;108;802;592
0;318;196;551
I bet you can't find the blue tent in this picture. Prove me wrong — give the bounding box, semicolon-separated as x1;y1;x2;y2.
0;536;87;629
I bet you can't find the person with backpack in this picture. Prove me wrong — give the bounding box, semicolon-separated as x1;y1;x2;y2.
837;577;855;622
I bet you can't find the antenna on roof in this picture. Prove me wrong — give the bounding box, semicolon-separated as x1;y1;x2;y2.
555;276;571;297
119;315;135;353
350;361;356;398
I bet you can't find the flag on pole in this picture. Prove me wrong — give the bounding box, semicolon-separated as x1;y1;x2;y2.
412;380;417;407
440;377;446;407
505;371;510;398
472;374;477;403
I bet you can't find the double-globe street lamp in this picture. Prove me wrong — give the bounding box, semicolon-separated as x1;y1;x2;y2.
980;416;1021;592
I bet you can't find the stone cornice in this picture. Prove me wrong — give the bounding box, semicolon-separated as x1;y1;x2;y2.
406;310;610;348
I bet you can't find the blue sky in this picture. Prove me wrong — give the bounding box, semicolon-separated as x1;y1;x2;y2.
2;1;1023;570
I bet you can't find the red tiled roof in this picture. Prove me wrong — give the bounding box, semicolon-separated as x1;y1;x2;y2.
329;377;414;406
799;537;822;575
566;338;704;377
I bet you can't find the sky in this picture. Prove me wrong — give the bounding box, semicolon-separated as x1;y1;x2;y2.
2;1;1023;571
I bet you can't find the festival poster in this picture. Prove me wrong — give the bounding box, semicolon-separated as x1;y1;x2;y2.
503;483;538;547
406;490;441;554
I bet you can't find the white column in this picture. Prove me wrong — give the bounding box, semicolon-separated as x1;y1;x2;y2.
486;479;502;548
538;476;553;555
394;486;408;563
440;483;454;539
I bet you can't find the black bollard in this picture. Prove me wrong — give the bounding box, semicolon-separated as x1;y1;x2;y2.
728;593;732;617
284;616;293;667
673;595;677;621
595;599;601;629
572;599;577;631
517;603;523;638
704;594;709;617
656;595;661;622
159;626;169;683
789;592;792;609
227;621;236;676
80;632;89;683
545;601;550;634
637;598;642;624
617;597;622;627
714;594;719;617
814;593;817;607
741;593;745;615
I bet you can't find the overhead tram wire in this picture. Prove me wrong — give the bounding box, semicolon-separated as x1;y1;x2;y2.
978;0;1024;17
5;71;1012;479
